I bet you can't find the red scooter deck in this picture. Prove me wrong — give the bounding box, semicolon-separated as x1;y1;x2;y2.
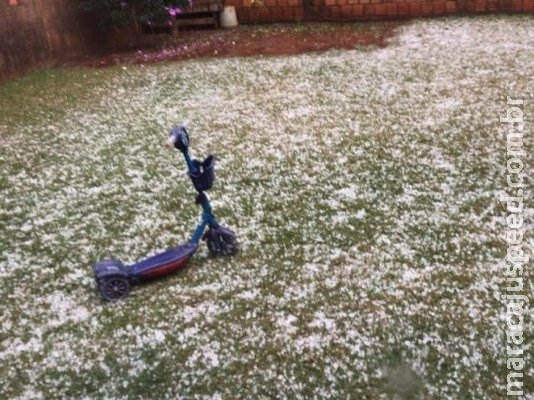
129;242;198;279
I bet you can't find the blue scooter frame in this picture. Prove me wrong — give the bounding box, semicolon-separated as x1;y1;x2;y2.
92;125;237;301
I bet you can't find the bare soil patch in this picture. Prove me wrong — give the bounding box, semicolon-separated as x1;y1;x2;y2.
72;22;402;68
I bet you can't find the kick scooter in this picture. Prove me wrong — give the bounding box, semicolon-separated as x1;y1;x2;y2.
92;125;237;301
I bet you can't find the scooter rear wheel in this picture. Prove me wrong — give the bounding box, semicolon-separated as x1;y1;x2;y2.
98;276;130;301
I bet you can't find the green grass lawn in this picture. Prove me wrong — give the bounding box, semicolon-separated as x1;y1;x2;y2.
0;16;532;399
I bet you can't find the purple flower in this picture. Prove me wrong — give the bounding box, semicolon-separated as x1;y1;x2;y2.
166;6;182;16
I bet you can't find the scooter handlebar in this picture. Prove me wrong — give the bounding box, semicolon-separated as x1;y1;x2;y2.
169;125;189;153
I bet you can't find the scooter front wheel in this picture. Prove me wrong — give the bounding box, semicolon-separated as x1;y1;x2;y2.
204;226;238;257
98;275;130;301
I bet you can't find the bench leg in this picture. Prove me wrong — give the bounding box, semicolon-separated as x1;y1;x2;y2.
171;16;178;36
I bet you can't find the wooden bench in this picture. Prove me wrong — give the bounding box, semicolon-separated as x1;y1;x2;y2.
173;0;224;31
142;0;225;34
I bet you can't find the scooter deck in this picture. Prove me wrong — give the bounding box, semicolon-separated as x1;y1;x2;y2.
129;242;198;279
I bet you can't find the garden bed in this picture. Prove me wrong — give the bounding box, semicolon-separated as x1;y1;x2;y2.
68;21;401;67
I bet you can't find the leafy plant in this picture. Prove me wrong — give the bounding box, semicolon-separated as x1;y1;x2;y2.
80;0;188;30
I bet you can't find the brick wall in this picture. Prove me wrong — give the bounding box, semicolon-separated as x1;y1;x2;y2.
0;0;96;82
225;0;533;23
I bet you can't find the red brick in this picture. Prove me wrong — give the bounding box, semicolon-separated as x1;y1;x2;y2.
511;0;522;9
363;3;376;14
524;0;534;10
474;0;487;10
397;2;411;14
445;1;457;11
352;4;365;14
271;7;285;19
325;0;337;5
331;5;343;15
341;4;353;13
236;7;250;22
257;7;272;21
433;1;446;12
410;2;422;14
503;0;513;8
421;2;433;13
386;2;398;14
375;3;388;14
282;6;296;19
463;0;473;10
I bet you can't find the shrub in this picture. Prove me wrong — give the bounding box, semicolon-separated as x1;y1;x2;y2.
81;0;188;30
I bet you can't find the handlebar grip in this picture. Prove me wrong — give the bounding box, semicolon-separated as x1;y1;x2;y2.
169;125;189;153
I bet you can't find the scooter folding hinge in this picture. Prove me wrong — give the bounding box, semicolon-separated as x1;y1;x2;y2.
195;192;208;205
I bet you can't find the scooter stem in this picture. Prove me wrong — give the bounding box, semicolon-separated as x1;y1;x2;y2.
178;142;219;244
181;149;199;176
